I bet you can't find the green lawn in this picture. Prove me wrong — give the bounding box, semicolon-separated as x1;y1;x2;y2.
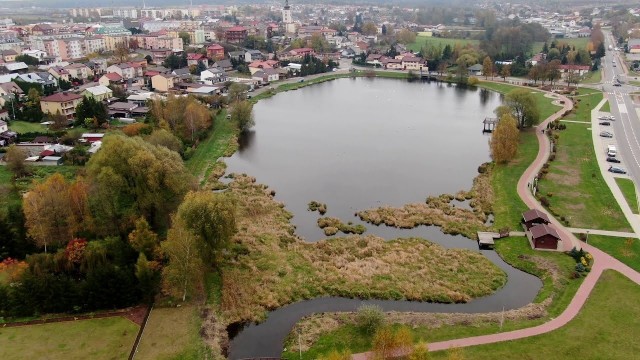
8;121;47;134
286;235;583;359
615;177;639;214
407;36;479;52
601;100;611;112
0;317;138;360
556;37;591;50
135;306;211;360
581;70;602;84
538;90;630;231
588;235;640;272
430;270;640;359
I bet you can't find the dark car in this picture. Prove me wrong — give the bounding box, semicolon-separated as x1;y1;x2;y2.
613;83;622;87
608;166;627;174
600;121;611;126
606;157;621;163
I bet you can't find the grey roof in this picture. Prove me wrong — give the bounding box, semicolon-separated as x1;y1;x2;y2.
172;68;191;76
468;64;484;71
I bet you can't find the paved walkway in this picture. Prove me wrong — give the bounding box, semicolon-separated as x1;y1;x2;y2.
567;227;638;238
352;83;640;359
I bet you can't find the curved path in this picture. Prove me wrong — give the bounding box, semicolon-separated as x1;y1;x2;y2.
353;84;640;359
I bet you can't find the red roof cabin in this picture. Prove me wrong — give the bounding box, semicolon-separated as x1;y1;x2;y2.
522;209;551;230
529;224;561;250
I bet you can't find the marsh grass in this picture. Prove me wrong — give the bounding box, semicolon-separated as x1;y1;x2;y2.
217;175;507;324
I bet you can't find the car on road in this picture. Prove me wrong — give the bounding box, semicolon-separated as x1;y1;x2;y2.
613;83;622;87
606;157;621;163
598;116;609;120
600;121;611;126
600;131;614;138
608;166;627;174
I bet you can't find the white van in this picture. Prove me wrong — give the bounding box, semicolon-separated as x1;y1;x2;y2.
607;145;617;157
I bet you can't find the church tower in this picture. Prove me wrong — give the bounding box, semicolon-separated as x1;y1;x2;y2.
282;0;295;34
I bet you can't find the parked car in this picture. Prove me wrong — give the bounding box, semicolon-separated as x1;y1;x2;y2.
606;157;621;163
608;166;627;174
600;121;611;126
607;116;616;120
600;131;614;138
598;116;609;120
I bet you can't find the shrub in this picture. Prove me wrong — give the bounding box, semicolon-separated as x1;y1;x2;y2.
540;196;550;207
467;76;479;86
575;263;586;272
356;304;384;334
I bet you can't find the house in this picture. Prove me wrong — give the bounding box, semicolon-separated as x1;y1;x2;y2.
206;44;225;60
225;26;248;43
81;133;105;143
527;53;545;67
150;48;173;63
171;68;192;80
252;68;280;83
3;62;28;73
32;136;54;144
32;24;54;36
200;67;227;85
40;91;83;120
213;59;233;72
522;209;551;230
467;64;484;76
0;49;18;62
86;58;108;74
64;63;94;80
383;58;403;70
187;53;206;67
245;49;264;63
108;102;140;118
151;74;176;92
228;51;245;61
106;63;142;80
528;224;562;250
81;85;113;102
99;72;123;86
288;47;315;58
0;82;23;106
48;66;70;82
401;56;426;71
22;49;47;62
366;53;384;66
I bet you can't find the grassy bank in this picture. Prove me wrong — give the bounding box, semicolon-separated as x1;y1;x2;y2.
589;235;640;272
430;270;640;359
284;236;582;358
537;90;630;231
0;317;138;360
615;177;639;214
185;111;237;183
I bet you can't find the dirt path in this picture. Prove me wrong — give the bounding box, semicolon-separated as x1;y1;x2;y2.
352;84;640;359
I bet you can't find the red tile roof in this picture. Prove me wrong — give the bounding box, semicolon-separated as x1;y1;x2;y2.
227;26;247;32
42;92;83;102
207;44;224;50
187;53;205;60
104;72;122;81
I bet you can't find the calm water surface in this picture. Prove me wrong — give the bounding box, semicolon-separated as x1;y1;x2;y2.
226;78;502;241
224;79;540;358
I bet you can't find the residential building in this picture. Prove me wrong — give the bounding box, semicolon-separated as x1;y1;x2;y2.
22;49;47;61
401;56;426;71
0;49;17;62
99;72;123;86
64;63;94;80
40;91;83;119
206;44;225;60
84;36;107;54
467;64;483;76
558;64;590;78
187;53;206;67
252;68;280;83
48;66;71;82
156;36;183;51
81;85;113;101
32;24;54;36
3;62;28;73
200;67;227;85
225;26;247;43
106;62;143;80
151;74;176;92
245;50;264;63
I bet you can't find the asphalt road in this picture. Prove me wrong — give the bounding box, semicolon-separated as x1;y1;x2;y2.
601;32;640;186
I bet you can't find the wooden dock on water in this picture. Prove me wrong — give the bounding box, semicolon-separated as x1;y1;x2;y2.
477;232;499;249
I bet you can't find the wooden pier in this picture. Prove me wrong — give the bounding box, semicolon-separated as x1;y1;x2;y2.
482;117;499;133
477;232;499;249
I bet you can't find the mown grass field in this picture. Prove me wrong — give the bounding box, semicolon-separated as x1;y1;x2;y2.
601;100;611;112
538;89;630;231
615;177;639;214
8;121;47;134
589;235;640;272
0;317;138;360
407;36;479;52
430;270;640;359
581;69;602;84
135;306;210;360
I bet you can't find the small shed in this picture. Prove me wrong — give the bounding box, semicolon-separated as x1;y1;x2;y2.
522;209;551;230
81;133;105;143
529;224;561;250
40;156;63;166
